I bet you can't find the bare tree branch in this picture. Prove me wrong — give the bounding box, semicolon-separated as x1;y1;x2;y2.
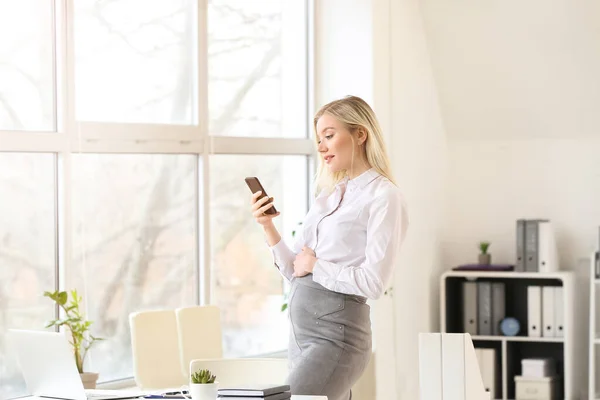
212;37;280;134
0;93;24;129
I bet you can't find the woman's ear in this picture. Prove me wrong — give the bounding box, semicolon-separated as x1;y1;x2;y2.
357;127;368;145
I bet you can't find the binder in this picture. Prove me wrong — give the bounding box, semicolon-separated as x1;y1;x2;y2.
477;282;492;335
418;333;443;400
480;348;496;399
554;286;564;338
528;286;542;337
516;219;526;272
442;334;465;400
491;283;505;335
542;286;555;337
538;221;558;272
463;281;478;335
475;347;483;374
525;220;539;272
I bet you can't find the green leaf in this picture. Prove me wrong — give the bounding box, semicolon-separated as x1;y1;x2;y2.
57;291;68;306
281;303;288;312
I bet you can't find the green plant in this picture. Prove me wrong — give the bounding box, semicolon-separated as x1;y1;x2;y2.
479;241;491;254
44;289;103;373
191;369;216;384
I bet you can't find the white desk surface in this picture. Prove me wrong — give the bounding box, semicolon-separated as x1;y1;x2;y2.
23;396;326;400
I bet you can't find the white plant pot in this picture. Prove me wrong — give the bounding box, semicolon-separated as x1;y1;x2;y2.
189;383;218;400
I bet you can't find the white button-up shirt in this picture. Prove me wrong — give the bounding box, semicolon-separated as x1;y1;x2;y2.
270;168;409;300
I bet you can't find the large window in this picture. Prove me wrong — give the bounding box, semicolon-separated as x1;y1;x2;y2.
0;153;56;398
0;0;311;397
0;1;55;131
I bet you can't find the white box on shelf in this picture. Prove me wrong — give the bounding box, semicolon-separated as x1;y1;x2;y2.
521;357;556;378
514;375;559;400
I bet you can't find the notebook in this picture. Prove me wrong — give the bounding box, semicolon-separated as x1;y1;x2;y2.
217;384;290;397
217;391;291;400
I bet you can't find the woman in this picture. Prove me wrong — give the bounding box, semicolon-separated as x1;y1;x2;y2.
250;95;408;400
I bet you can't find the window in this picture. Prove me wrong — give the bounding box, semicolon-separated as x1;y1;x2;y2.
208;1;307;137
0;0;311;395
74;0;197;124
0;153;56;397
210;155;308;356
0;1;55;131
70;154;197;381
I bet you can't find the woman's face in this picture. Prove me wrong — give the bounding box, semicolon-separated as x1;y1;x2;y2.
315;113;358;173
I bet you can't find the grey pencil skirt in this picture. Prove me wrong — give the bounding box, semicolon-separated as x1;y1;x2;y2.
286;274;372;400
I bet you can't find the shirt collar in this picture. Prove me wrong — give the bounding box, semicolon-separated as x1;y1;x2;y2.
342;168;381;190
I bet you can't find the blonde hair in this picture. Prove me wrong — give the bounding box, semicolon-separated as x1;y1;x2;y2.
313;95;395;192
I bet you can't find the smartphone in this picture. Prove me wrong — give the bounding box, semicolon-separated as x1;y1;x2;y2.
245;177;278;215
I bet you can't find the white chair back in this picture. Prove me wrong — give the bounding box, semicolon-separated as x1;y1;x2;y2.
418;333;490;400
175;306;223;378
189;358;289;386
129;309;186;389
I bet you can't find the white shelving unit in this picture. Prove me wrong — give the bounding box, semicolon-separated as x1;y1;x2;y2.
441;270;576;400
588;251;600;400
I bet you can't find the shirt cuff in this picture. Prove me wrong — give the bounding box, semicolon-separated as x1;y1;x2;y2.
269;239;294;281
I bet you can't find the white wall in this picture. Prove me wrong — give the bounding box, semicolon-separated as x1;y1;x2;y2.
380;0;447;398
314;0;374;105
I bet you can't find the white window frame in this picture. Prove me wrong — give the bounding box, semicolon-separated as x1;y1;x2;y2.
1;0;315;357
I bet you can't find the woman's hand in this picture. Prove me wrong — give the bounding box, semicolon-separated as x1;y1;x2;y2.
251;191;280;226
293;247;317;277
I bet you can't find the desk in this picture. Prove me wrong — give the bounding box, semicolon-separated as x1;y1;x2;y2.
24;396;326;400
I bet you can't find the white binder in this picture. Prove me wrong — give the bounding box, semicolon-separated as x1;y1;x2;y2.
480;348;496;398
418;333;490;400
442;334;466;400
528;286;542;337
538;221;558;272
542;286;555;337
554;286;564;337
419;333;443;399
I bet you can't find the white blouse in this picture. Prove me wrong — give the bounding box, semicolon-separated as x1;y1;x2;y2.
270;168;409;300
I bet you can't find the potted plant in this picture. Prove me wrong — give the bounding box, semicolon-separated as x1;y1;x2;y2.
44;289;103;389
189;369;218;400
478;241;491;265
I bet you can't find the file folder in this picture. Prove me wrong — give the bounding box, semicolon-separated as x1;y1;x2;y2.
463;281;478;335
491;282;505;335
554;286;564;338
538;221;558;272
442;334;466;400
516;219;526;272
477;282;492;335
480;348;496;399
525;220;539;272
419;333;443;400
528;286;542;337
542;286;555;337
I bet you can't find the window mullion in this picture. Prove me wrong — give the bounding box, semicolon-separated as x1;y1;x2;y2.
197;0;211;305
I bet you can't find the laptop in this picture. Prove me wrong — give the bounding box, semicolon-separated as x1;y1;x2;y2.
7;329;146;400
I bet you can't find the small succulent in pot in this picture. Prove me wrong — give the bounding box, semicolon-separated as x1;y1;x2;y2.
191;369;216;384
478;241;491;265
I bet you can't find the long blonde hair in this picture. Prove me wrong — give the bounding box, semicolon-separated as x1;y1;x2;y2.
313;95;395;193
